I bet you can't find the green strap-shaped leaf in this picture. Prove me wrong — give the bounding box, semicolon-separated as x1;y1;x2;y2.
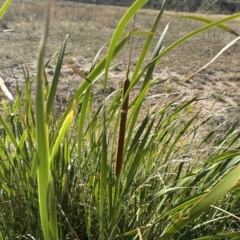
46;35;68;123
35;0;54;239
177;15;239;36
194;231;240;239
104;0;149;90
0;0;12;19
78;86;91;165
50;105;74;165
99;114;108;240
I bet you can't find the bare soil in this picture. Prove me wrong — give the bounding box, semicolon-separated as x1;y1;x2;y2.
1;0;240;135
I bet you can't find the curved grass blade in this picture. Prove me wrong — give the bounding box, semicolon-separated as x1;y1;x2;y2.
46;35;68;123
125;80;152;149
78;86;91;165
36;39;51;240
142;22;170;90
0;0;12;19
0;116;18;150
177;15;239;36
194;232;240;240
35;0;56;238
90;39;110;72
50;103;75;165
131;0;167;81
49;179;58;239
99;114;107;240
104;0;149;89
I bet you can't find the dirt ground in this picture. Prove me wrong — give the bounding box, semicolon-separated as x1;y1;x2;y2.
1;0;240;136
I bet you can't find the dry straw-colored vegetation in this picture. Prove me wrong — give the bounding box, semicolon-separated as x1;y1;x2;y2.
1;0;240;122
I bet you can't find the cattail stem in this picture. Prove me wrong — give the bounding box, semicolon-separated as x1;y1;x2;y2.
115;77;130;177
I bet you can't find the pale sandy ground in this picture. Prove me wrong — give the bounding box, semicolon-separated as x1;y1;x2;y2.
0;1;240;146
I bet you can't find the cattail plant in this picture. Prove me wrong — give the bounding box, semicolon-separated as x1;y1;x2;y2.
115;72;130;177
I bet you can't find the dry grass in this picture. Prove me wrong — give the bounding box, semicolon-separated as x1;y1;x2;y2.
0;0;240;130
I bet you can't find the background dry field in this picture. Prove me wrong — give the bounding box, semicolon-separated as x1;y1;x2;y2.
1;0;240;132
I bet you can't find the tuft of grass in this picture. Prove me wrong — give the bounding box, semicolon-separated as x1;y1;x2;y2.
0;0;240;239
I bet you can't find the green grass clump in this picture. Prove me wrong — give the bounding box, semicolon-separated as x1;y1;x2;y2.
0;0;240;239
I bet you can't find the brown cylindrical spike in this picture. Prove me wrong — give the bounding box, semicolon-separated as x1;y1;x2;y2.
115;78;130;177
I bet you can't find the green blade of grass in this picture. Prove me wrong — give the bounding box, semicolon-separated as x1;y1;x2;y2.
104;0;149;90
131;0;167;81
49;177;58;238
125;79;152;152
142;22;169;90
0;117;19;150
99;115;108;240
36;36;51;240
50;104;75;165
90;39;110;72
194;231;240;239
35;0;54;239
0;0;12;19
46;35;68;123
176;15;239;36
78;86;91;165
